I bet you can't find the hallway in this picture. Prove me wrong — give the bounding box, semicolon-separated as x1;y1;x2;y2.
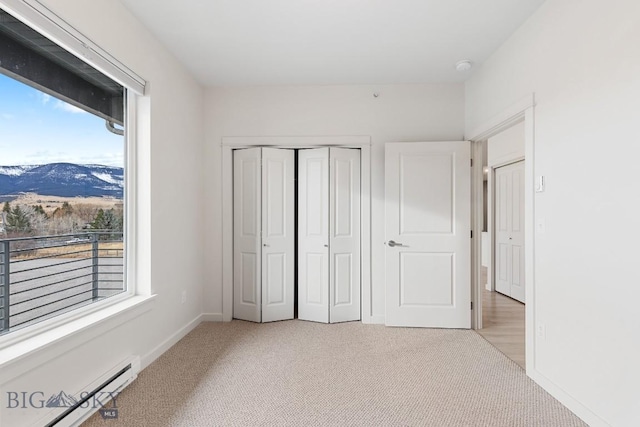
477;289;526;369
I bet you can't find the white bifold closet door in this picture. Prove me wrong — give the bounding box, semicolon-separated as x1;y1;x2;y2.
495;160;525;303
298;147;361;323
233;147;295;323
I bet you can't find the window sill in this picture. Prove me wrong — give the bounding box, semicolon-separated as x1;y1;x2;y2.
0;294;156;379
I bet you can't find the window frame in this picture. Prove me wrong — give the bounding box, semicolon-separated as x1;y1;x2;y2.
0;0;146;349
0;0;145;94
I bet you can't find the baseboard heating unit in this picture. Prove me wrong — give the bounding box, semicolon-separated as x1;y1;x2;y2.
31;356;140;427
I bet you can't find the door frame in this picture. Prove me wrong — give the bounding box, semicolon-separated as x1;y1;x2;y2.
467;94;535;374
221;136;372;323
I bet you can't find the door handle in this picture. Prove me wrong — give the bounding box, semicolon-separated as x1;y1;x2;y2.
263;243;270;247
324;244;329;248
386;240;404;247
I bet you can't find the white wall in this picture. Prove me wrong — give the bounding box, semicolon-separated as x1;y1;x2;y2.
0;0;205;425
487;121;525;167
203;84;464;322
466;0;640;425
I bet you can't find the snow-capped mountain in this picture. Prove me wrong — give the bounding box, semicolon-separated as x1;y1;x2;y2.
0;163;124;198
0;165;37;176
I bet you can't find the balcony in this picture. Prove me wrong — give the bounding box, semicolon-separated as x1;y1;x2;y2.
0;232;124;334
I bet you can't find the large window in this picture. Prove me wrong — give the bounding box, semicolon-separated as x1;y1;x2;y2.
0;7;130;335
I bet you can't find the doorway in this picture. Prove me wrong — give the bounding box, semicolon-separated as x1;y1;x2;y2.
474;120;527;368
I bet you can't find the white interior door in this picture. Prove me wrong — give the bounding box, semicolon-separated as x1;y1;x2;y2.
261;148;295;321
298;148;330;323
233;148;262;322
385;141;471;328
494;161;525;303
233;148;294;323
329;148;361;323
298;147;361;323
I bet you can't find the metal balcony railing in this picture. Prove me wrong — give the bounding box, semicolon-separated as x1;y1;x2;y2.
0;232;124;334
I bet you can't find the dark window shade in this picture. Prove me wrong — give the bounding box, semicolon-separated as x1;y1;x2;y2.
0;9;124;125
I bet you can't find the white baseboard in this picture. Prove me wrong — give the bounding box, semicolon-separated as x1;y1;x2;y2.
367;315;385;325
201;313;224;322
140;314;202;370
528;369;610;427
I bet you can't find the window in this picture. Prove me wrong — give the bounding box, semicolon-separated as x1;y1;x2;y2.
0;5;140;335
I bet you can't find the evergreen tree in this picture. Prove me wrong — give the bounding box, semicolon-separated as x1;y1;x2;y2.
2;202;10;213
6;205;32;232
90;208;123;231
90;209;105;230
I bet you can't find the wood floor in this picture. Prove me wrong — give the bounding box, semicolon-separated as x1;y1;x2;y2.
477;285;526;369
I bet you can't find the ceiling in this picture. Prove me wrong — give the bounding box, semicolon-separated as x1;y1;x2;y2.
118;0;545;87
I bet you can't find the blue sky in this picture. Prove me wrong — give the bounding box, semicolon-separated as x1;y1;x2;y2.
0;73;123;167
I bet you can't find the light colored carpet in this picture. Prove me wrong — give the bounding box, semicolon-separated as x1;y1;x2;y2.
83;320;586;426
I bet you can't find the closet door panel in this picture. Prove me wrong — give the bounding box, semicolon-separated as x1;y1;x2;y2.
329;148;361;323
262;148;295;322
298;148;330;323
233;148;262;322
